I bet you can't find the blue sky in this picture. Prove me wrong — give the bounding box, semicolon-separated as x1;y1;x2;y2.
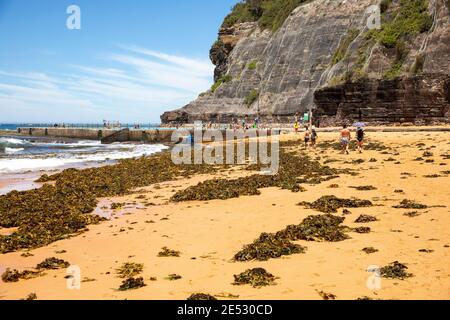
0;0;238;123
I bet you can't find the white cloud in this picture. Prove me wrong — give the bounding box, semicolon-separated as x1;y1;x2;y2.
0;46;214;123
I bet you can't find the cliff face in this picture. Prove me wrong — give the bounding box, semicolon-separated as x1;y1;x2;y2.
161;0;450;125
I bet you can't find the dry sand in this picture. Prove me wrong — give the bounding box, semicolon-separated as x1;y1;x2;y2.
0;131;449;300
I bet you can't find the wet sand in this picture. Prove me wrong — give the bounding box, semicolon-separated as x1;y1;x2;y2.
0;131;449;300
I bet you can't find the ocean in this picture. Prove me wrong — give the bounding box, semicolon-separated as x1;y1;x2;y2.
0;123;163;131
0;135;168;174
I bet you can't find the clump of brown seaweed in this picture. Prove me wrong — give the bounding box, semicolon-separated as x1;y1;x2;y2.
404;211;421;218
1;268;43;283
393;200;428;209
116;262;144;278
380;261;413;280
158;247;181;257
362;247;378;254
349;186;377;191
316;290;337;300
277;214;350;242
23;293;38;301
354;227;371;234
187;293;218;301
166;274;182;281
234;214;351;262
118;277;146;291
233;268;277;288
298;196;373;213
234;233;307;262
355;215;378;223
36;257;70;270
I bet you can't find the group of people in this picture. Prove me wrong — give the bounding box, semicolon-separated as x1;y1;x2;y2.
295;124;319;149
340;124;365;154
294;122;366;154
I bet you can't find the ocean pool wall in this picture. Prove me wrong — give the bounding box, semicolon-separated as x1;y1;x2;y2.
17;127;176;143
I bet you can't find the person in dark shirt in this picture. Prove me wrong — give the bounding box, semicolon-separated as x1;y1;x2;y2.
311;126;318;149
356;126;365;154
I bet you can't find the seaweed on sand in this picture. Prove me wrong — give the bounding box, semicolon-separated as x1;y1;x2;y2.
393;200;428;209
380;262;413;280
234;233;307;262
118;277;146;291
317;141;389;152
354;227;371;234
234;214;351;262
36;257;70;270
276;214;350;242
298;196;373;213
116;262;144;278
110;202;125;210
1;268;43;283
23;293;38;301
233;268;277;288
187;293;218;301
350;186;377;191
355;215;378;223
423;174;441;178
316;290;337;300
362;247;378;254
0;151;218;253
158;247;180;257
166;274;182;281
171;143;344;202
403;211;421;217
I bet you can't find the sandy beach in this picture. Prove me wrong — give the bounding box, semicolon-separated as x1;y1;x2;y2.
0;131;449;300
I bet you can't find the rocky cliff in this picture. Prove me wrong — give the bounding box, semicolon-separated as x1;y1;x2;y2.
161;0;450;125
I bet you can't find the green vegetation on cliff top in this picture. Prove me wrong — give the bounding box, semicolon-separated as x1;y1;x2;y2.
369;0;433;48
222;0;309;32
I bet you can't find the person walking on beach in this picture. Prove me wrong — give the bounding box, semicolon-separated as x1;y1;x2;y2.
340;124;351;155
356;126;365;154
294;121;300;134
304;127;311;149
311;126;318;148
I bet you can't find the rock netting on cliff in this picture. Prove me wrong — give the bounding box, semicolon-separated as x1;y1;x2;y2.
161;0;450;125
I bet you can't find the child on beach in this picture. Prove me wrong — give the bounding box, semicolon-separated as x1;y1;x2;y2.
340;125;351;154
304;127;311;149
294;121;300;134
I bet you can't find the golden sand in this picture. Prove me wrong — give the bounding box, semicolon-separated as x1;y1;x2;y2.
0;131;449;300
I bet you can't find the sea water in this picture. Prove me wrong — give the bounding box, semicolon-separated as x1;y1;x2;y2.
0;136;168;174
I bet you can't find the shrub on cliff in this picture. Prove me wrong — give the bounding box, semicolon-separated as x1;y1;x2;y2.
332;28;360;65
222;0;307;32
376;0;434;48
211;74;232;92
244;89;259;106
248;60;258;70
